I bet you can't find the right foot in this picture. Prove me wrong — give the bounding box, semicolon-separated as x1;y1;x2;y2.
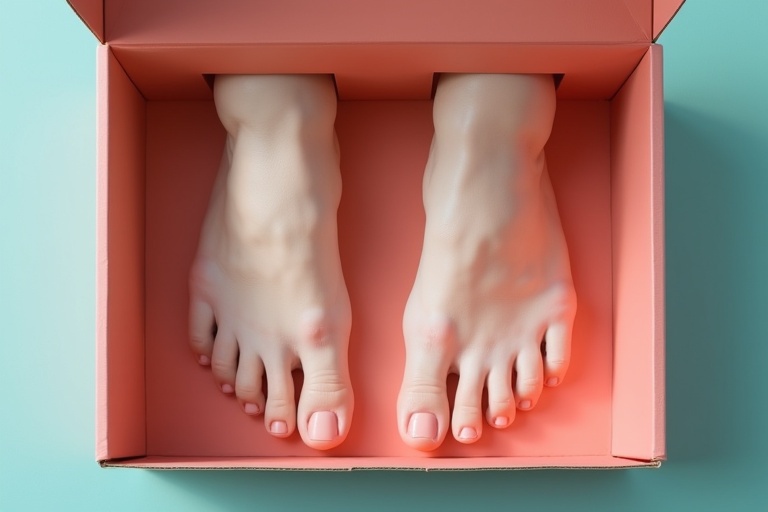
188;75;353;450
398;74;576;451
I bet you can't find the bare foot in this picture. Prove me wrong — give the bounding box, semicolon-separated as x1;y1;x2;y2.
188;75;353;450
398;74;576;451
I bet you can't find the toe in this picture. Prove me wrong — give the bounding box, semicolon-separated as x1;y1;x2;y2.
543;320;573;387
263;357;296;438
210;330;238;395
514;347;544;410
485;364;516;428
189;299;215;365
296;348;354;450
451;363;486;444
235;351;266;416
397;342;452;451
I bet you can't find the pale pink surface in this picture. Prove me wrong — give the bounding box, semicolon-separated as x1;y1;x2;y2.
96;47;147;462
610;46;666;461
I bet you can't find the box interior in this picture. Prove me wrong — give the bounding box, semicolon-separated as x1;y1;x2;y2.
96;38;664;467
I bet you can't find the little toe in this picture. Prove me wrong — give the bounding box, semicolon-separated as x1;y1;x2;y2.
235;352;266;416
451;364;486;443
210;330;238;395
296;350;354;450
514;347;544;411
485;365;516;428
543;320;573;387
264;359;297;438
189;299;216;365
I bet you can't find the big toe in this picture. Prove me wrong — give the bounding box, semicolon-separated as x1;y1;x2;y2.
397;364;451;451
296;352;354;450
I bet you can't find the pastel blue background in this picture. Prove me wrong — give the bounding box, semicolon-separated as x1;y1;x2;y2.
1;0;766;510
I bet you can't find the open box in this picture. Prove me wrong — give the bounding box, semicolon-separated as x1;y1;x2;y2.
69;0;682;469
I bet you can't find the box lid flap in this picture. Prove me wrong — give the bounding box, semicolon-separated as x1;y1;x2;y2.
66;0;682;45
654;0;686;40
67;0;104;43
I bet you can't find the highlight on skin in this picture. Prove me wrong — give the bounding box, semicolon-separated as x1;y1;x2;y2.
188;74;354;451
397;74;576;451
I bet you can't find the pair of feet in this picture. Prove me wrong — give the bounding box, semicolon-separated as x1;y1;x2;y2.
188;73;576;451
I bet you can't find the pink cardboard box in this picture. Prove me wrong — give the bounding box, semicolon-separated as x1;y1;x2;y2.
68;0;681;469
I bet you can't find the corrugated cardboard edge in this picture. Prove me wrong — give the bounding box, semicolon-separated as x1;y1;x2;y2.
99;456;662;471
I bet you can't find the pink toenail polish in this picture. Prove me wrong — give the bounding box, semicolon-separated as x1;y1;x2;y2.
547;377;559;387
459;427;478;440
308;411;339;442
408;412;438;440
198;355;210;366
221;384;234;394
494;416;509;428
519;400;532;410
270;421;288;435
244;403;260;415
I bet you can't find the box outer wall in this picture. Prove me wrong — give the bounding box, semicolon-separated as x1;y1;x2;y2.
82;0;679;469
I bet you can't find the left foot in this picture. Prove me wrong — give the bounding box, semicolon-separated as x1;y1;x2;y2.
398;74;576;451
188;75;353;450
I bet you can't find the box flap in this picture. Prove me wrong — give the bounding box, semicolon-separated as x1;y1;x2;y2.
653;0;686;40
67;0;104;43
69;0;660;45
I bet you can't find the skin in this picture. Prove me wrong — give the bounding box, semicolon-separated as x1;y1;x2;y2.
188;74;353;450
188;72;575;452
397;74;576;450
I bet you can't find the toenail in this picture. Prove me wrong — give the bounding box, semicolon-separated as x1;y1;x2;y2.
221;384;234;394
519;400;532;410
198;355;210;366
459;427;478;440
494;416;509;428
244;403;260;415
308;411;339;442
408;412;438;440
270;421;288;435
547;377;559;387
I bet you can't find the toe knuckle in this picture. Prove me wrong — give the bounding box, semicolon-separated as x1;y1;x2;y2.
189;334;210;349
519;376;542;390
235;383;261;397
210;359;233;377
454;403;483;417
267;395;294;411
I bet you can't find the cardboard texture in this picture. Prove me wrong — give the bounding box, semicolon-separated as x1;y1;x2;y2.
69;0;679;469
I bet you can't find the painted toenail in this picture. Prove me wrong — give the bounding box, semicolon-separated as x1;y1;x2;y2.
459;427;478;440
308;411;339;442
519;400;532;410
547;377;559;387
408;412;438;440
198;355;210;366
221;384;234;394
244;403;260;415
494;416;509;427
270;421;288;435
